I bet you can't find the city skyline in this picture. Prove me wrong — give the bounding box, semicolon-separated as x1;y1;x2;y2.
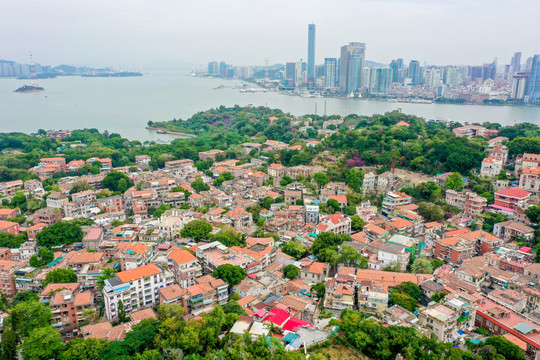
1;0;539;68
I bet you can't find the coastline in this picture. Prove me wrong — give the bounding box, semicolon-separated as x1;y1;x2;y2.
145;126;197;137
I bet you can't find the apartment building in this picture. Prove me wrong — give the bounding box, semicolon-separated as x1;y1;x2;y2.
0;260;24;296
324;278;355;312
268;163;286;178
195;241;253;272
0;180;23;196
0;220;20;235
452;125;498;138
487;144;509;164
519;168;540;195
167;249;202;288
381;192;412;216
480;157;503;178
284;190;303;206
493;221;535;242
46;191;68;209
435;236;474;266
103;264;174;320
377;243;410;271
495;188;532;210
316;214;352;235
445;190;487;218
49;288;94;336
33;207;63;225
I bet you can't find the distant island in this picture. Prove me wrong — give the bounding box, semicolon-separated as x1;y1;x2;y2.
81;72;143;78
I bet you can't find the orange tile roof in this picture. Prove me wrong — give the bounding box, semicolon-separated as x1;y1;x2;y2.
68;251;104;264
329;195;347;202
365;224;388;235
159;284;185;301
237;295;256;307
41;282;80;295
167;249;197;264
116;264;161;283
335;285;354;295
445;228;470;237
308;262;326;274
438;236;463;246
74;292;93;306
129;308;157;322
387;218;413;229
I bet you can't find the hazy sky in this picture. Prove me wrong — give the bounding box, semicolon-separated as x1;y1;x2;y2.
1;0;539;68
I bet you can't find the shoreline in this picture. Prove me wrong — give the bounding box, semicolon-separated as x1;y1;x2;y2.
145;126;197;137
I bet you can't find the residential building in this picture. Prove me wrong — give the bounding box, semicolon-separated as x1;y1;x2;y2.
0;180;23;196
452;125;498;138
481;157;503;178
300;262;329;284
167;249;203;288
33;207;63;225
495;188;532;210
377;243;410;271
445;190;487;218
519;168;540;195
46;191;68;209
316;214;351;235
493;221;535;242
0;260;24;296
435;237;474;266
103;264;174;320
487;144;509;164
382;192;412;216
0;220;19;235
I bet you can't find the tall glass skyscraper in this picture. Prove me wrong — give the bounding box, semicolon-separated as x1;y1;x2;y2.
338;42;366;93
324;58;337;88
307;24;316;84
408;60;422;85
526;55;540;102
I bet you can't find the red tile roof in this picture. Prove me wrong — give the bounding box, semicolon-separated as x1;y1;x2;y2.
116;264;161;283
496;188;532;199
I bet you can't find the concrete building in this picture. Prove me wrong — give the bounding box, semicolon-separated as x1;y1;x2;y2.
481;157;503;178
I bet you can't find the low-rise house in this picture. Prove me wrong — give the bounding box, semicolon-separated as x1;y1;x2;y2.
46;191;68;209
494;221;535;242
0;180;23;196
487;288;527;312
445;190;487;218
494;188;532;211
300;262;329;285
324;278;355;312
33;207;63;225
316;214;351;235
377;243;410;271
0;220;19;235
382;192;412;216
519;168;540;195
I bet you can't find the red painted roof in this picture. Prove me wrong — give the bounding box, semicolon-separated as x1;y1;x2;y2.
496;188;531;199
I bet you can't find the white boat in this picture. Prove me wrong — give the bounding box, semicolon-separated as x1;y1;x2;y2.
347;91;355;98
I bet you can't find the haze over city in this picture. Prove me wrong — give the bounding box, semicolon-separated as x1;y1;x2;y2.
2;0;540;67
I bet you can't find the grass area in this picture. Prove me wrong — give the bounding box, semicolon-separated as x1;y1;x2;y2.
308;344;367;360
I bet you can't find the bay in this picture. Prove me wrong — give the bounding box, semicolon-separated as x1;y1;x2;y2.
1;70;539;141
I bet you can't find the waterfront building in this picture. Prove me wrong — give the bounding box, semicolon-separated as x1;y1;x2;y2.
324;58;337;88
339;42;366;93
307;24;316;84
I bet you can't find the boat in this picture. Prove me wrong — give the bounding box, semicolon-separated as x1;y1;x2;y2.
156;130;168;134
15;84;44;93
347;91;355;98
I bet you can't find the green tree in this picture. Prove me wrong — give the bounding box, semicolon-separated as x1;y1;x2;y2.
262;196;274;209
314;172;330;189
211;227;244;247
213;264;246;288
445;172;463;191
222;301;247;316
7;300;52;338
431;292;447;303
29;248;54;267
351;215;366;231
484;335;526;360
117;299;129;323
10;192;27;210
62;338;109;360
156;303;185;322
96;267;117;291
180;220;212;241
339;245;361;267
311;282;326;299
21;326;65;360
35;219;84;248
345;168;364;192
0;327;18;360
525;205;540;224
326;199;340;213
418;202;444;222
11;290;38;307
43;268;77;286
283;264;299;280
282;241;308;260
101;171;134;192
191;177;210;192
413;181;443;202
410;258;435;274
344;205;356;216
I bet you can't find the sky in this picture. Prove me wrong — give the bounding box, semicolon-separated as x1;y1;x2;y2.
1;0;539;69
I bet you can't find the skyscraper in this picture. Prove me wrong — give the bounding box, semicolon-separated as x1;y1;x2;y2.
369;67;393;94
285;62;296;80
511;52;522;74
338;42;366;93
407;60;422;85
307;24;316;84
525;55;540;102
324;58;337;88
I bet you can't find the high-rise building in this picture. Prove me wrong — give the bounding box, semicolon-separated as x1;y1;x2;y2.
525;55;540;102
407;60;422;85
389;58;404;83
207;61;219;75
470;66;483;81
511;52;522;74
307;24;316;84
443;66;459;87
285;62;296;81
219;61;227;78
424;67;442;87
511;73;528;100
324;58;337;88
482;62;496;81
368;67;393;94
339;42;366;93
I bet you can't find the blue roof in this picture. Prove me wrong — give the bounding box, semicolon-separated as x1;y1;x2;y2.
283;333;300;343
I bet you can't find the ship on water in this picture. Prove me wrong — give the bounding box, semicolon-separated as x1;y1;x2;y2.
15;84;44;93
15;52;45;93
